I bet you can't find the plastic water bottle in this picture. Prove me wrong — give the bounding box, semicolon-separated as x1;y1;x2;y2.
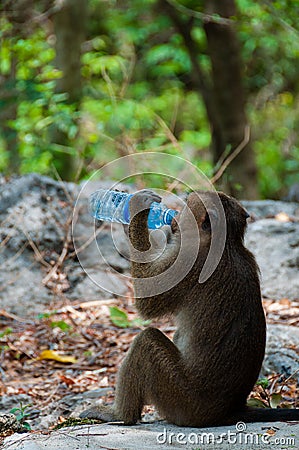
89;189;178;229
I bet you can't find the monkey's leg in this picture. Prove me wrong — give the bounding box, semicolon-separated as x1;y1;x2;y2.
80;327;194;425
114;327;195;425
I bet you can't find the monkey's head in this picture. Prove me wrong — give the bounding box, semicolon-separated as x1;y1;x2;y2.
172;191;249;244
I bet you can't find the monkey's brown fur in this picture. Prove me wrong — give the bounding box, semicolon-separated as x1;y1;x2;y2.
80;190;299;426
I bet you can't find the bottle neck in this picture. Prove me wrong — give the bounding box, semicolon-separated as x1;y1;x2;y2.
123;194;133;223
164;208;178;225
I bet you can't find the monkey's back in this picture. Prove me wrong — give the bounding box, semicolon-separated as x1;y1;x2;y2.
173;247;266;417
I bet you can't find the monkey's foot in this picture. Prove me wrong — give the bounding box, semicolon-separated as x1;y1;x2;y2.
79;405;118;422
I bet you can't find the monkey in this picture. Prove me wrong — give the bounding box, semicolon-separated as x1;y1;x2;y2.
80;189;299;426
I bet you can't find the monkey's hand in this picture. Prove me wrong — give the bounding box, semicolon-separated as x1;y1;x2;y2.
129;190;161;253
129;189;161;219
79;404;119;423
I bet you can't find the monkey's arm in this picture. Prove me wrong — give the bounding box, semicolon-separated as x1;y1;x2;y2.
128;189;160;253
129;190;182;319
129;190;179;275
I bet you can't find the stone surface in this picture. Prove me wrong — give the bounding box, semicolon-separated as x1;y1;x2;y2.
245;218;299;301
263;324;299;380
2;421;299;450
0;414;22;434
0;174;130;315
242;199;299;219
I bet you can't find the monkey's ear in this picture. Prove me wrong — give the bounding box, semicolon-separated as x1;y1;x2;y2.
201;209;218;231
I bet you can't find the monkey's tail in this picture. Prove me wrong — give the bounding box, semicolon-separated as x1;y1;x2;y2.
229;407;299;424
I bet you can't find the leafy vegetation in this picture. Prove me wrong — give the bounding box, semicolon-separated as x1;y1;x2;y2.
249;373;298;410
10;402;32;431
109;306;151;328
1;0;299;198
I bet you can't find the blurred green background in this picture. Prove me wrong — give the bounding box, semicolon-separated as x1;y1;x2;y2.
1;0;299;199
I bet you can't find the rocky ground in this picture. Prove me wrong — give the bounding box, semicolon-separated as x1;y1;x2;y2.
0;174;299;449
1;173;298;314
3;420;299;450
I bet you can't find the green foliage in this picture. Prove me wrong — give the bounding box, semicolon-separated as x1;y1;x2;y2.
238;0;299;92
50;320;72;332
256;377;270;389
0;1;299;197
253;377;288;409
109;306;130;328
37;311;57;320
0;327;12;338
109;306;150;328
269;392;283;409
250;92;299;198
36;312;71;332
0;20;81;175
10;402;32;431
247;397;267;408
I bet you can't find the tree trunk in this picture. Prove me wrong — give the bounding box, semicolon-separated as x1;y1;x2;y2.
161;0;258;199
0;0;34;174
0;57;19;174
51;0;86;181
203;0;258;199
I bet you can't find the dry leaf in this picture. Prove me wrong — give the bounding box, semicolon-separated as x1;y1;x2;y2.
279;298;291;307
265;429;276;436
60;375;76;385
37;350;77;364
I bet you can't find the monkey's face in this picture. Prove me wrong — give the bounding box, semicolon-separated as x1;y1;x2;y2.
171;191;216;241
172;191;249;244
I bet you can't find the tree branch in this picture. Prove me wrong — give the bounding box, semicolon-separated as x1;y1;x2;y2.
165;0;233;25
210;124;250;184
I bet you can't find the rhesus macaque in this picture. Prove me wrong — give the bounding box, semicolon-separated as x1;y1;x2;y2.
80;190;299;426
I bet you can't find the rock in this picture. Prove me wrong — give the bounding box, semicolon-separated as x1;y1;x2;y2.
242;199;299;300
2;421;299;449
0;175;130;315
0;414;22;434
262;324;299;381
0;394;33;413
0;173;76;252
0;249;53;314
0;174;78;315
242;200;299;219
245;219;299;300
